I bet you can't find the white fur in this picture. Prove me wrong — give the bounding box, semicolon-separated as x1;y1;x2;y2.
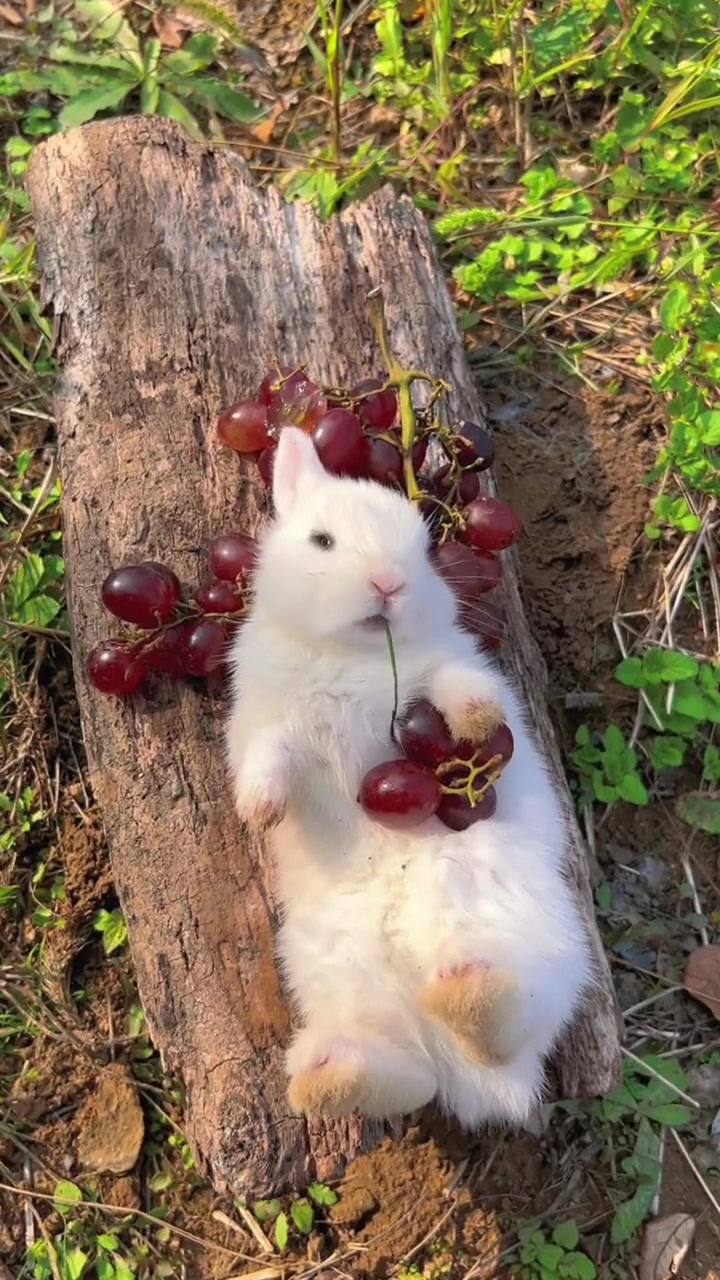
226;427;593;1128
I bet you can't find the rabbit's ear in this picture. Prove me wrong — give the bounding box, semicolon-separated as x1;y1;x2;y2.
272;427;327;518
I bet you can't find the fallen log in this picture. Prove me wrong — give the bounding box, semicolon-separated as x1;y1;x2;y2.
26;116;622;1198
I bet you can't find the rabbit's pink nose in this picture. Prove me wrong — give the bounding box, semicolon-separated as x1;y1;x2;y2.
371;576;403;602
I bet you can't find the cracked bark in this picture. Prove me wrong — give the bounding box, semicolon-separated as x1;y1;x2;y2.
26;116;622;1198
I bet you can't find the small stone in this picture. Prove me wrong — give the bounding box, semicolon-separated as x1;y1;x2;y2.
688;1062;720;1108
75;1065;144;1174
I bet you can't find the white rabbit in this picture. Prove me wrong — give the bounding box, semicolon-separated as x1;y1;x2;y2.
226;426;593;1129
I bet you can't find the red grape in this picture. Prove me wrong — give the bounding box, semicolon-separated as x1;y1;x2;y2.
208;534;257;584
462;498;522;552
449;422;495;471
86;640;146;696
460;599;505;650
182;618;229;677
359;759;440;828
258;443;277;487
397;700;455;768
477;723;514;767
102;563;181;629
437;785;497;830
418;491;445;544
257;365;294;406
311;408;364;475
410;433;428;473
142;562;184;590
267;371;327;432
432;542;502;600
434;464;480;506
194;579;245;614
217;400;272;454
352;378;398;431
358;434;404;487
143;621;194;675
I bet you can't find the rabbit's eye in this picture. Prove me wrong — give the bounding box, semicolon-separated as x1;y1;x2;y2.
309;530;335;550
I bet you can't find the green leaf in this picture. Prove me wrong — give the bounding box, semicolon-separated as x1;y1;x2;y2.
75;0;143;68
140;76;160;114
308;1182;338;1207
96;1235;119;1251
5;136;33;158
274;1211;289;1252
615;656;645;688
155;90;203;140
595;882;613;911
15;596;61;627
611;1179;656;1245
58;80;134;129
96;1257;115;1280
602;723;626;756
62;1247;89;1280
697;410;720;446
7;552;44;608
563;1254;596;1280
592;775;617;804
536;1242;564;1270
41;554;65;586
163;33;219;74
676;791;720;835
104;911;127;954
48;41;130;70
53;1179;83;1211
644;1103;691;1127
702;745;720;784
93;907;127;953
552;1221;579;1250
143;36;161;76
616;773;649;806
658;281;692;331
648;736;685;769
672;683;708;720
291;1199;314;1234
652;650;699;682
252;1198;281;1222
186;78;262;123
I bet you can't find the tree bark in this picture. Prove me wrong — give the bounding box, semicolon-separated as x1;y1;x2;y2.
26;116;622;1199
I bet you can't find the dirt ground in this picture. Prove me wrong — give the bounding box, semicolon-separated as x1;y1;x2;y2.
3;368;720;1278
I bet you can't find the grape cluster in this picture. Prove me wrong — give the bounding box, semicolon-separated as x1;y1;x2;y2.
86;535;255;695
359;701;514;831
216;364;520;655
218;366;408;485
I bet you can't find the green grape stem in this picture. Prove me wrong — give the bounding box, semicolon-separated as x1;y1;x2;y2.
436;753;505;805
366;288;449;503
384;620;400;742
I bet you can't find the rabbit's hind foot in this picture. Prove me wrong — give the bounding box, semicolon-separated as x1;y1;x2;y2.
419;963;521;1067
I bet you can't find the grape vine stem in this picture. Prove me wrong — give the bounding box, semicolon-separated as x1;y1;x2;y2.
367;288;448;503
384;620;399;742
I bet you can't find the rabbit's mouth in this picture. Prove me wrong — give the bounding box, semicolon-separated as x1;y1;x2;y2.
361;614;387;631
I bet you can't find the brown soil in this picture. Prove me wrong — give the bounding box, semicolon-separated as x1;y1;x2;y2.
493;379;664;690
3;373;719;1277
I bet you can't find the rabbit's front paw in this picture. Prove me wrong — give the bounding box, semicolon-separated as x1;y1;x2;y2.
235;775;287;833
244;794;287;834
430;664;505;746
445;696;504;745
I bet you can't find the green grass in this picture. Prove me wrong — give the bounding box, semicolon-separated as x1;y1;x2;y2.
2;0;719;1274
